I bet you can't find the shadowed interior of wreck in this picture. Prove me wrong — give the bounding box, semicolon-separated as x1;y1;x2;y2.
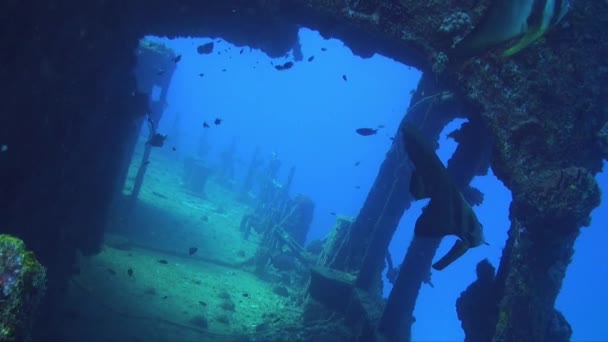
1;1;606;341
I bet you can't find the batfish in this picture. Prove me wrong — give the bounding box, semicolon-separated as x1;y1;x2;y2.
452;0;570;59
402;123;486;270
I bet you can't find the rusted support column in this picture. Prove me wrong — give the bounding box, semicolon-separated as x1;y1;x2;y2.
240;147;261;200
490;168;600;342
346;73;462;291
378;117;491;341
218;137;238;188
330;130;415;276
284;166;296;195
182;157;212;197
378;238;439;341
283;194;314;246
127;41;176;207
376;73;491;341
449;2;607;339
352;145;411;291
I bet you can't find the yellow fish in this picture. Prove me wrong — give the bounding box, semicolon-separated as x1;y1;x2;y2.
452;0;570;59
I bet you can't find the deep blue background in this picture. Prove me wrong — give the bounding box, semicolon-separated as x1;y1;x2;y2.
145;29;608;341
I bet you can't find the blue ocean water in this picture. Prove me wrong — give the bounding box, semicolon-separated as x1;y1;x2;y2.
148;28;607;341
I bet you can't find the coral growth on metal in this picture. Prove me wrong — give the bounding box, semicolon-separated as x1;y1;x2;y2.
0;234;47;341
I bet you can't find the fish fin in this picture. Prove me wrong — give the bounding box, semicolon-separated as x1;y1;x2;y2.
414;198;450;238
409;170;430;200
451;1;529;61
502;28;547;57
432;239;470;270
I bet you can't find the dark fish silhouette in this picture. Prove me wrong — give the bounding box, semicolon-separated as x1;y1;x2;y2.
173;55;182;63
197;42;214;54
203;122;210;128
198;73;204;77
355;128;378;136
308;56;315;62
342;75;348;81
240;48;244;54
354;161;360;166
214;118;222;125
189;247;198;256
158;259;168;264
274;61;293;71
402;123;486;270
127;268;133;277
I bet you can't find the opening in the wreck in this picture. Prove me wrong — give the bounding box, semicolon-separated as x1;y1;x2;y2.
125;31;423;244
107;27;438;337
111;29;515;341
60;24;606;342
114;27;518;340
387;118;512;340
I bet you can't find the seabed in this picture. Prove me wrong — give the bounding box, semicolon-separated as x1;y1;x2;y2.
57;142;299;341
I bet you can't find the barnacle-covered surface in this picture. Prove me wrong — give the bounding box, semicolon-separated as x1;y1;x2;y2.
0;0;605;340
448;1;607;340
0;235;46;341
